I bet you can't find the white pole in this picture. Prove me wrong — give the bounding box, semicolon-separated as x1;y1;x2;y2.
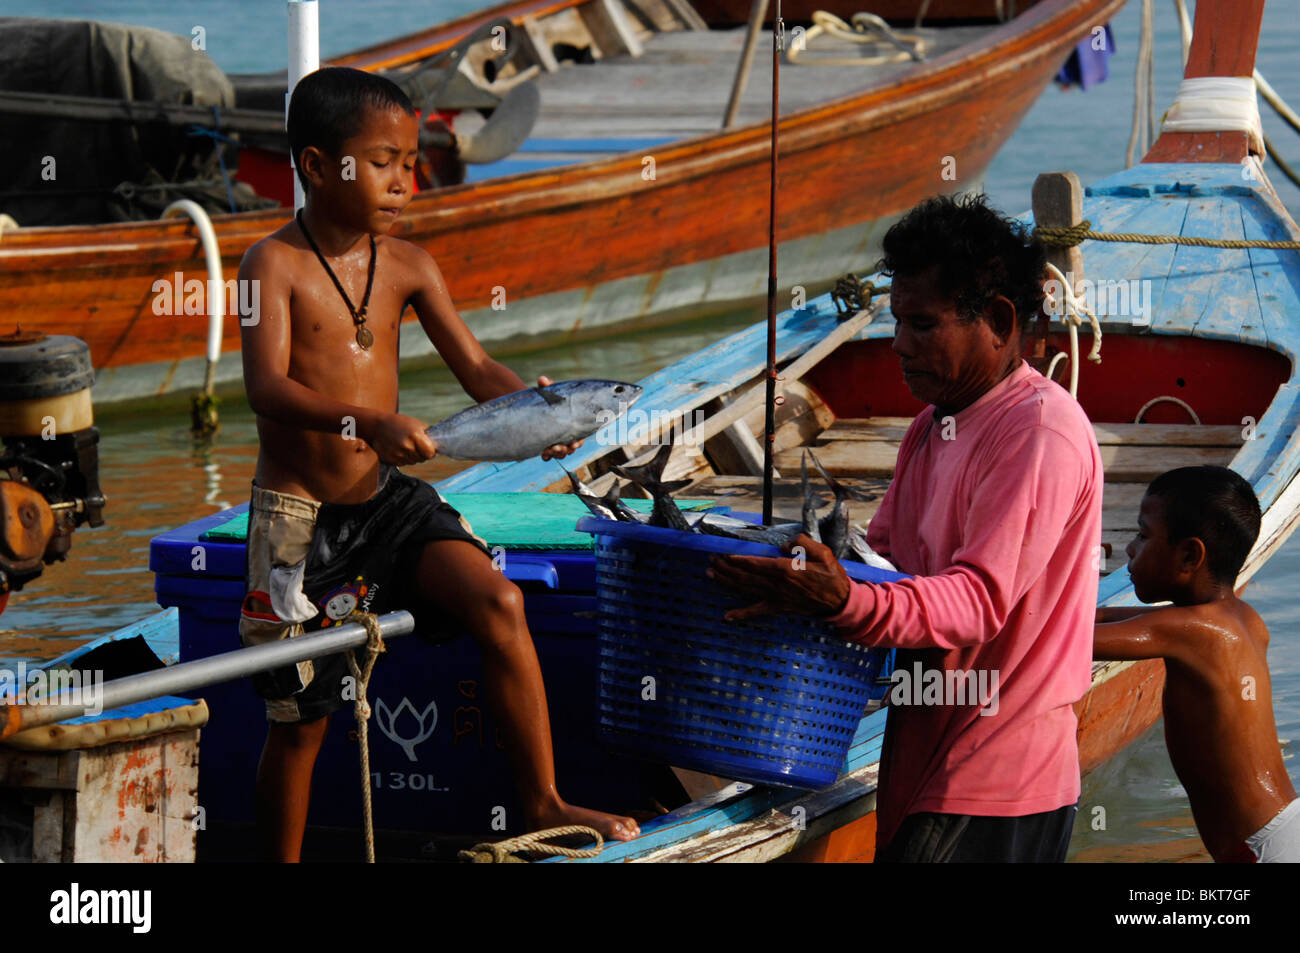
0;612;416;739
161;200;225;380
288;0;320;211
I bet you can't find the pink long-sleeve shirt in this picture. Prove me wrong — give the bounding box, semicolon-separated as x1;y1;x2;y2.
829;360;1101;848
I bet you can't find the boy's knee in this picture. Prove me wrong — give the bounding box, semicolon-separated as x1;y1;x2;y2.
481;578;525;621
468;579;527;644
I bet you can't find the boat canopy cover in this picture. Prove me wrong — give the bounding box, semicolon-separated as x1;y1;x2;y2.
0;18;271;225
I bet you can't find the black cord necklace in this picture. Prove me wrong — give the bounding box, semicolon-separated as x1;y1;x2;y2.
296;210;377;349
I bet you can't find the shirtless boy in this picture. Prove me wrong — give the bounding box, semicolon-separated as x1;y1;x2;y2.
1094;465;1298;862
236;67;638;860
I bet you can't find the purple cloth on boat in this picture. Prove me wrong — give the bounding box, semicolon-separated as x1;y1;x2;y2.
1055;24;1115;91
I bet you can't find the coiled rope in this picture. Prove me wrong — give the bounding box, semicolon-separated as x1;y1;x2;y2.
787;12;926;67
1041;263;1102;400
1035;220;1300;250
458;825;605;863
344;610;387;863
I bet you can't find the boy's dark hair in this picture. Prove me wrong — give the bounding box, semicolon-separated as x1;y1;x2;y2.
877;193;1047;341
287;67;416;192
1146;466;1262;585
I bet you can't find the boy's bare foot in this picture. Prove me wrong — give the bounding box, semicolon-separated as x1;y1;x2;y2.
531;798;641;843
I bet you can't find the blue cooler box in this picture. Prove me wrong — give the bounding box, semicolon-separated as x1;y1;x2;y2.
149;497;661;839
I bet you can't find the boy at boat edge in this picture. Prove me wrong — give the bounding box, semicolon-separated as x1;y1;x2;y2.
1094;465;1298;862
235;66;639;859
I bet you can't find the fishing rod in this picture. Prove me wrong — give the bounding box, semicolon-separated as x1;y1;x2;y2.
762;0;782;526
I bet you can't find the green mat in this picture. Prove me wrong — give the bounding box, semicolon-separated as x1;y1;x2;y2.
201;492;720;550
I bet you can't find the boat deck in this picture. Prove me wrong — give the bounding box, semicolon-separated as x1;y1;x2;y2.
685;417;1239;571
526;24;992;140
461;17;993;176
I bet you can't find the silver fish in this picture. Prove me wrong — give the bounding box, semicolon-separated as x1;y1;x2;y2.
694;511;806;547
427;379;642;461
611;441;692;531
848;523;899;572
565;467;645;523
801;452;825;544
809;449;853;559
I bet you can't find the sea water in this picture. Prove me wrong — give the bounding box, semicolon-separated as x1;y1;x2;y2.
0;0;1296;863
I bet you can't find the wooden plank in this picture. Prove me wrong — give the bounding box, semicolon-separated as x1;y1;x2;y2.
518;16;562;71
1155;196;1258;342
662;0;710;30
577;0;645;58
1099;444;1238;481
1073;190;1186;332
778;438;1235;482
824;419;1243;447
686;474;885;522
817;417;913;442
775;441;898;478
1091;422;1245;447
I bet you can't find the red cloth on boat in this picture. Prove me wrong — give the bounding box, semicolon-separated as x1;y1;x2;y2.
828;360;1102;849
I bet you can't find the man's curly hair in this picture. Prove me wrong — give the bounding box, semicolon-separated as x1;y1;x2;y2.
877;193;1046;340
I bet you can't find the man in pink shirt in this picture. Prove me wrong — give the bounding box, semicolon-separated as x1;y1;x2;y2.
710;194;1102;862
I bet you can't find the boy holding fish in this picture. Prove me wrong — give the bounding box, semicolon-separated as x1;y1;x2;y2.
235;67;638;859
1094;465;1298;862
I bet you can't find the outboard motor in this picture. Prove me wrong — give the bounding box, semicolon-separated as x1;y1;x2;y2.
0;329;105;613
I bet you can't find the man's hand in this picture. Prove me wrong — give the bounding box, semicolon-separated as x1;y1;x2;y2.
536;375;584;461
365;412;437;466
708;534;853;622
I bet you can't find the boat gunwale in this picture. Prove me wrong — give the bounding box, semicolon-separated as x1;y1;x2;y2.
0;0;1120;265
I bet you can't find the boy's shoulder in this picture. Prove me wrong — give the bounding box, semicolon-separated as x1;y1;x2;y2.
1152;596;1267;657
240;219;302;271
380;232;438;278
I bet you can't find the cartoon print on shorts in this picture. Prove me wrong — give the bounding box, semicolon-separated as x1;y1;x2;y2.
319;575;368;626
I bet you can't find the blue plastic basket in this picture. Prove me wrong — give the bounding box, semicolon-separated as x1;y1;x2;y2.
576;516;907;789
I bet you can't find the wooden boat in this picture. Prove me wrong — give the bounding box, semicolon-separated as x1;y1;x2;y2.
0;0;1120;404
432;0;1300;862
4;0;1295;865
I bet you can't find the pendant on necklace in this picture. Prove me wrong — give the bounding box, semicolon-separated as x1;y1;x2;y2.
356;325;374;349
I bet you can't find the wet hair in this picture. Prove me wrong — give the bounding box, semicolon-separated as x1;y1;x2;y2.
287;67;415;192
1146;466;1261;585
877;193;1047;340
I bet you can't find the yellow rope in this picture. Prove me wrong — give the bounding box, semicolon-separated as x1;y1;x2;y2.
1035;220;1300;250
458;825;605;863
344;611;386;864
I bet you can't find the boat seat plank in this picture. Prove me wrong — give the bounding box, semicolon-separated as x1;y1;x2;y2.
685;474;887;524
824;418;1245;448
776;435;1235;481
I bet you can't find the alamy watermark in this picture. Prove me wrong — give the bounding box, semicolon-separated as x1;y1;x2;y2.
595;404;707;447
151;273;261;325
1;663;104;716
886;662;999;716
1043;271;1152;327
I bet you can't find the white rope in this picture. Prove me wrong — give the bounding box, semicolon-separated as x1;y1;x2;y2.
1256;70;1300;137
1126;0;1156;167
1160;77;1265;155
1135;395;1201;425
1042;262;1103;400
787;12;926;67
1172;0;1191;68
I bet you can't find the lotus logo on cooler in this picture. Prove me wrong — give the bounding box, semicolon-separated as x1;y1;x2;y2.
375;697;438;762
